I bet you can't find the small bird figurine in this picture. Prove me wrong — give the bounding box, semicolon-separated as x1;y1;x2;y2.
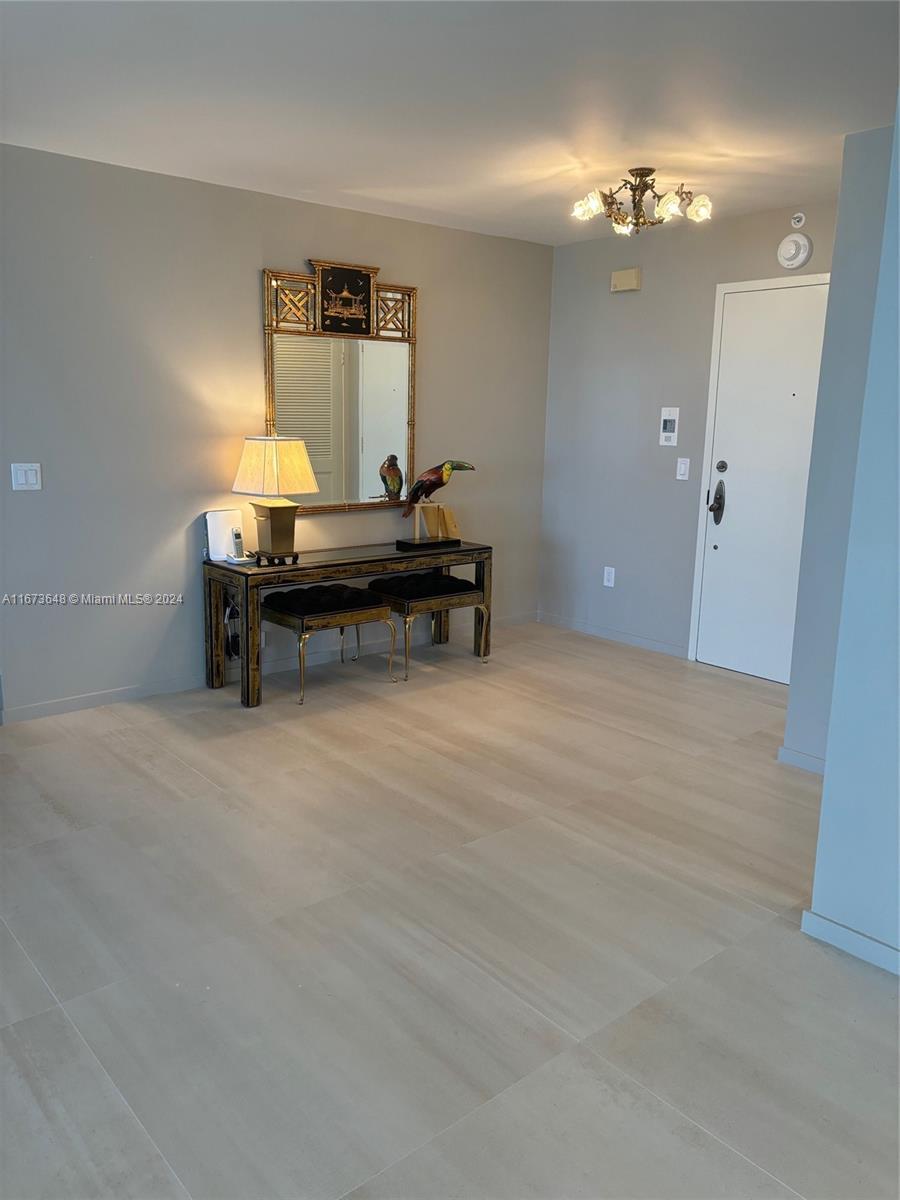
379;454;403;500
402;460;475;517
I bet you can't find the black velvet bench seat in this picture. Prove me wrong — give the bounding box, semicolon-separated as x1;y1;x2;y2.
261;584;397;704
367;569;490;681
203;542;491;708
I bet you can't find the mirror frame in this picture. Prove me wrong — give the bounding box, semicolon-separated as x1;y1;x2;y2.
263;260;416;514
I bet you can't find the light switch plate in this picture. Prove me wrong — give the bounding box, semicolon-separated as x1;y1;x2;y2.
11;463;42;490
676;458;690;480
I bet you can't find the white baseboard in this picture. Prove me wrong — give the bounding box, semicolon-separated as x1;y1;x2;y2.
496;611;540;627
0;638;408;723
801;910;899;975
0;609;537;724
0;672;208;723
538;611;687;658
777;745;825;775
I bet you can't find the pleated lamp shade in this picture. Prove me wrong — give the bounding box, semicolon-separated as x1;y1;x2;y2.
232;436;319;497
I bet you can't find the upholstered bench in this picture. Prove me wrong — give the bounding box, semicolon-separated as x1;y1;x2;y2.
262;584;397;704
367;569;490;680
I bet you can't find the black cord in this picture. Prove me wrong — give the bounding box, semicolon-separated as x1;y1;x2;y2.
224;602;241;659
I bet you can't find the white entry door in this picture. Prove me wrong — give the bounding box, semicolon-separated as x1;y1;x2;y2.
696;278;829;682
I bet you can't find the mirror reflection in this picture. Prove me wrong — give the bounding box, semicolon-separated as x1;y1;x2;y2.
271;335;410;506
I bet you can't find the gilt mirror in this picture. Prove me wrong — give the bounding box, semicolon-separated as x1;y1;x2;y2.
264;261;416;513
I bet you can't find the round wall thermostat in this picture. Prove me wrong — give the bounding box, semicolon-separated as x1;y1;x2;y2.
791;212;806;229
777;232;813;270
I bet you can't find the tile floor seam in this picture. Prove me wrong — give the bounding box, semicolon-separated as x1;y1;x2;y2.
450;805;796;926
558;828;809;917
580;1042;810;1200
272;876;590;1045
118;720;248;791
42;858;582;1049
18;866;370;1010
331;1045;580;1200
541;814;800;927
351;873;672;1044
117;739;231;798
133;722;419;805
0;813;110;857
3;761;803;1026
6;808;582;1012
7;732;506;913
334;1025;812;1200
373;852;771;1007
0;915;57;1031
343;821;796;1028
2;917;195;1200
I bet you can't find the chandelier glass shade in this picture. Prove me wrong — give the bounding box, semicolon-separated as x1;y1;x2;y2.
572;168;712;235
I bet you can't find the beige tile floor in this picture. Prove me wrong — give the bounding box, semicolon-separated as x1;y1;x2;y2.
1;623;896;1200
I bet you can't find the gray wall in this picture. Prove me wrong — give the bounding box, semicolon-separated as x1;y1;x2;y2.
541;201;836;654
781;126;895;772
802;114;898;973
0;146;552;720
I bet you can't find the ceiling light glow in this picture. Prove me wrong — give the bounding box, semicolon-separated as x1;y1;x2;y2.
655;190;683;221
569;169;711;235
686;194;712;222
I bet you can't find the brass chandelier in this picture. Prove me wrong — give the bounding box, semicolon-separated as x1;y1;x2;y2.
572;167;712;236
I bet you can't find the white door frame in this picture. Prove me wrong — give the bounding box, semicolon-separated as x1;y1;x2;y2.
687;273;830;662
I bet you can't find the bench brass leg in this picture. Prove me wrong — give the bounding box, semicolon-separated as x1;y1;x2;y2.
339;626;345;665
383;620;398;683
298;632;311;705
475;605;490;663
402;615;416;681
353;625;361;663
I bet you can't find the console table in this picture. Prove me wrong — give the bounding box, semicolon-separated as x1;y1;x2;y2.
203;541;492;706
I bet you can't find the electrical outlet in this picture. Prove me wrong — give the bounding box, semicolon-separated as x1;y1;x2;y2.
603;566;615;588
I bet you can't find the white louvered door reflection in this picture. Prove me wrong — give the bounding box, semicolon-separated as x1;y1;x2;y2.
272;336;344;501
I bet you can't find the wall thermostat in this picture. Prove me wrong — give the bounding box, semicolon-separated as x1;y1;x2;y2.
659;406;679;446
791;212;806;229
777;232;813;270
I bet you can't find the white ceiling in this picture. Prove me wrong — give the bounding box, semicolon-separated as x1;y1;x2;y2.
1;2;896;245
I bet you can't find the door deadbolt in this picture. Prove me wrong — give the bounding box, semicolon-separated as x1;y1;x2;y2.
708;480;725;525
716;459;728;473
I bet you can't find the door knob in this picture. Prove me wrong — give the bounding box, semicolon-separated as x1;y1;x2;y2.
708;480;725;525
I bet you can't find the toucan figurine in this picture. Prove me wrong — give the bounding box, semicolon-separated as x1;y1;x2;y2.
379;454;403;500
402;460;475;517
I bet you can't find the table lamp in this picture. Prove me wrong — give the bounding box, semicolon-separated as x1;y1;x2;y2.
232;436;319;554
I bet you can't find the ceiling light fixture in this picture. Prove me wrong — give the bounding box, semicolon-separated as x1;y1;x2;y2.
571;167;712;234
